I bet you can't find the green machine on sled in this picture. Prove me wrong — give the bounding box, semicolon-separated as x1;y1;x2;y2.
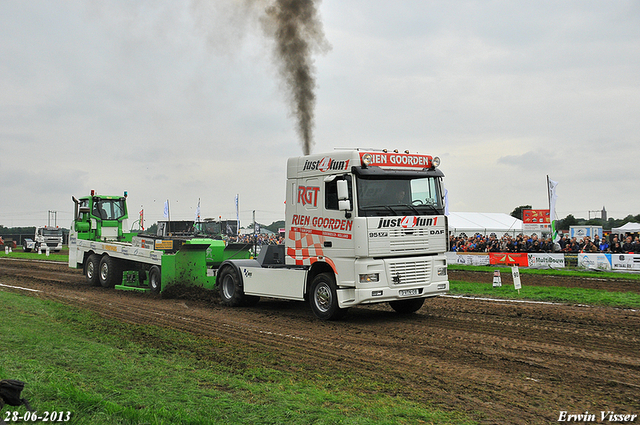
68;190;251;293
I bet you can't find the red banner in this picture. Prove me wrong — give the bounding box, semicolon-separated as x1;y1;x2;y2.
522;209;550;224
489;253;529;267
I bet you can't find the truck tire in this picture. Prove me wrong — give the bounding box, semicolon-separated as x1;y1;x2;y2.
389;298;425;314
218;266;258;307
309;272;348;320
98;255;122;288
84;254;101;286
22;241;31;253
148;266;161;293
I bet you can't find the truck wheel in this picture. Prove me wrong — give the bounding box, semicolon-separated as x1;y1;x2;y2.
22;241;31;253
98;255;122;288
389;298;425;314
148;266;161;293
218;266;246;307
84;254;101;286
309;273;348;320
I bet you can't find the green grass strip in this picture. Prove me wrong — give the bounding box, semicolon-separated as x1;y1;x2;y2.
0;250;68;262
0;291;474;425
449;280;640;309
448;264;640;281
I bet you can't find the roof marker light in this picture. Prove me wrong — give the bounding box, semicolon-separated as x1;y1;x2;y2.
362;153;373;166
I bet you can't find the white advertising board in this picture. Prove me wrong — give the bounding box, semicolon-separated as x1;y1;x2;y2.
610;253;640;271
578;253;612;270
527;253;565;269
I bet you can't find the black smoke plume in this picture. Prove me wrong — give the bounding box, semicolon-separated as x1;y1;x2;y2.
261;0;330;155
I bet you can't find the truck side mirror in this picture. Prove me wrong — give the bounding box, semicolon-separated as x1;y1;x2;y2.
337;180;349;201
337;180;351;217
338;199;351;211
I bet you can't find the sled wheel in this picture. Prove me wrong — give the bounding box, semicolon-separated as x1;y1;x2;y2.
85;254;101;286
149;266;161;293
98;255;122;288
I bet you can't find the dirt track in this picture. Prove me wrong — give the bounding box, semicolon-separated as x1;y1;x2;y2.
1;258;639;424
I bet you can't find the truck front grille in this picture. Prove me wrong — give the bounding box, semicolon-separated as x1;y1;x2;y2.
387;260;430;285
388;228;429;252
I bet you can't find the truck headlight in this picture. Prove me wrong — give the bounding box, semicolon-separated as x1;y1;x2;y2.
359;273;379;283
437;267;447;276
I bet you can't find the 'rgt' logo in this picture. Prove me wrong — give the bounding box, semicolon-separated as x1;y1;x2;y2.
298;186;320;207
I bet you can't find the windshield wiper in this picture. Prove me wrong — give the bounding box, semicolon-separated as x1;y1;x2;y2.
360;205;400;214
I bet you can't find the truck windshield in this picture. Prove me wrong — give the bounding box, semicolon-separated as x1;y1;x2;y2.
43;229;62;236
356;176;444;217
92;199;126;220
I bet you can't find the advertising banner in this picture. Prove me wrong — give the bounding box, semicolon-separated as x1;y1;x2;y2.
577;253;612;270
527;253;565;269
489;253;529;267
611;254;640;271
452;253;490;266
522;209;550;223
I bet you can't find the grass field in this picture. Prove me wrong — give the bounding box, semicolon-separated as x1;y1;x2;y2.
2;257;639;423
448;263;640;281
0;246;68;262
448;280;640;309
0;291;474;425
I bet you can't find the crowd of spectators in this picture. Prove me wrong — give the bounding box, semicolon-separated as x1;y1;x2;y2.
226;233;284;246
449;233;640;254
221;229;640;254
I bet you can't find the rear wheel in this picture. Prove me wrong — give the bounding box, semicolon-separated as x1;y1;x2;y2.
98;255;122;288
84;254;101;286
389;298;425;314
148;266;161;293
218;266;244;307
309;273;348;320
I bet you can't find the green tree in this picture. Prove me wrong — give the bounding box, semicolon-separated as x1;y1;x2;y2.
510;205;532;220
264;220;285;234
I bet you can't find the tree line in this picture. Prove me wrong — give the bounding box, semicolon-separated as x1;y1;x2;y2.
509;205;638;231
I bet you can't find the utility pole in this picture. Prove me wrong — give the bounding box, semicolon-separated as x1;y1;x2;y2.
48;211;57;227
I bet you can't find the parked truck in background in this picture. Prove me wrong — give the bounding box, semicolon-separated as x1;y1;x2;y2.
23;226;64;252
68;148;449;320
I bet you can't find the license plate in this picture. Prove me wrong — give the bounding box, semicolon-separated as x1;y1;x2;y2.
399;289;419;297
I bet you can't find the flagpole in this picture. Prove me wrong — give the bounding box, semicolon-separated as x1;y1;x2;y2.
546;175;551;209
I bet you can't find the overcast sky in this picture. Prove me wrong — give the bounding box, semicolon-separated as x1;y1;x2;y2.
1;1;639;229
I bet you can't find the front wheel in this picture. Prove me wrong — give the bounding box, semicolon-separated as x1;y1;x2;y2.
389;298;425;314
309;273;348;320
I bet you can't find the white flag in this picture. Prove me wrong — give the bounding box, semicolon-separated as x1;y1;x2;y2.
444;188;449;216
163;200;169;219
195;198;201;222
548;178;559;241
235;194;239;234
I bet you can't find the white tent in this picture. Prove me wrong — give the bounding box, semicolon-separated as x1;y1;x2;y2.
611;222;640;233
448;212;523;237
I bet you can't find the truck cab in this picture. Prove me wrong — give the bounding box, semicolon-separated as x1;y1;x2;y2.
219;149;449;320
23;226;64;252
72;191;131;242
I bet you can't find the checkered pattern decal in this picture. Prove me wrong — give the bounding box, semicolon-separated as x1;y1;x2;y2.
287;229;337;274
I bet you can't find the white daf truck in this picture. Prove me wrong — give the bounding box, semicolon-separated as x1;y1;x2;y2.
217;148;449;320
23;226;64;252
